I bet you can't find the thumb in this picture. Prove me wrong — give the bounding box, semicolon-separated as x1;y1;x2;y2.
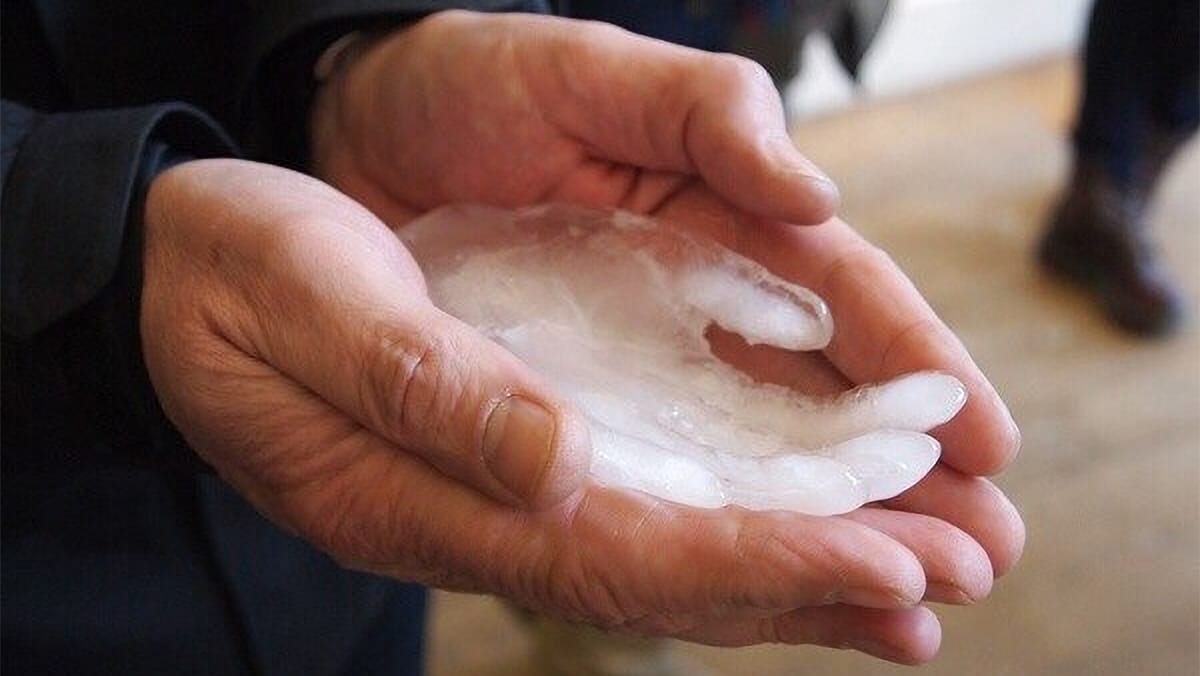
528;17;840;223
257;281;593;509
145;157;592;508
677;54;842;225
355;304;595;508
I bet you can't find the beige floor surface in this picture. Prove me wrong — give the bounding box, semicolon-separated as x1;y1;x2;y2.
427;58;1200;676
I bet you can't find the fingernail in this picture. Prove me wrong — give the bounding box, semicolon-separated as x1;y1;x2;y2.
926;582;977;605
767;135;833;184
766;136;841;219
843;586;921;608
483;395;556;504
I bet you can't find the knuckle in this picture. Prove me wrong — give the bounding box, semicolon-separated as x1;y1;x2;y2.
712;53;774;92
362;328;470;445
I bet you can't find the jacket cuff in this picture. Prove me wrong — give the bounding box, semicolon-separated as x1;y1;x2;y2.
109;141;215;473
2;103;235;473
2;103;235;336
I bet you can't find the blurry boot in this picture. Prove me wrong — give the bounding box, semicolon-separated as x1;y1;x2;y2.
1038;157;1186;337
1132;128;1193;207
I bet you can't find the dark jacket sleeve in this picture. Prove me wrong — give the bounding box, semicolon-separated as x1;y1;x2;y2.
1;0;550;474
1;101;236;472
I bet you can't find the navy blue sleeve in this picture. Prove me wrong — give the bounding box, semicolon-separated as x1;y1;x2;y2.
2;101;236;472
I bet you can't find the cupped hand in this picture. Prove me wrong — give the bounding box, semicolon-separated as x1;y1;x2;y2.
309;9;1020;467
141;159;1013;665
141;158;598;511
311;10;839;229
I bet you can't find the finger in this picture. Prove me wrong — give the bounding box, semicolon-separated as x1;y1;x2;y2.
190;359;928;630
681;605;942;665
840;508;994;604
744;217;1022;476
221;214;592;510
349;463;930;618
675;55;841;225
560;487;928;614
315;302;591;510
208;377;928;619
515;15;840;224
652;186;1020;476
883;465;1026;577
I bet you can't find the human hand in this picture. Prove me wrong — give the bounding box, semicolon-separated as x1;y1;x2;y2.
141;158;595;512
310;10;840;229
140;159;1018;665
308;6;1020;476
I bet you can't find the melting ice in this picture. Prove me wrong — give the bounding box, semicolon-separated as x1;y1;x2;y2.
401;204;966;516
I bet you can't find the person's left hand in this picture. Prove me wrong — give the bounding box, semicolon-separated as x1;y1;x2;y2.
312;9;1024;661
311;10;839;230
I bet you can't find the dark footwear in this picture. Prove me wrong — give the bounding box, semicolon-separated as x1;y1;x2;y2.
1038;161;1186;337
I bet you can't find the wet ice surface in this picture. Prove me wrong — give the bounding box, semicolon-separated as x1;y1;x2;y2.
401;204;966;515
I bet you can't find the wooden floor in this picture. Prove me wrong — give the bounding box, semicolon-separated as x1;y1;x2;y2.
427;59;1200;676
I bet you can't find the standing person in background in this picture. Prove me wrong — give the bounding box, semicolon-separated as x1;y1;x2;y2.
1039;0;1199;337
566;1;891;93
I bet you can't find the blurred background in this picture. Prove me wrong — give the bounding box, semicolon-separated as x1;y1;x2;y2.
429;1;1200;674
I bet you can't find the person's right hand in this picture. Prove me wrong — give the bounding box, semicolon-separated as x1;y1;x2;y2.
142;158;996;666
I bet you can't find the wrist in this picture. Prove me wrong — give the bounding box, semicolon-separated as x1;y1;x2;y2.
313;31;377;84
308;26;398;179
249;18;410;170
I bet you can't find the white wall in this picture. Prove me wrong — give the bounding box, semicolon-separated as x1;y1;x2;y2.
787;0;1093;117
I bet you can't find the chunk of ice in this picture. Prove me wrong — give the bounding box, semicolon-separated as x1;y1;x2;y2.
401;204;965;515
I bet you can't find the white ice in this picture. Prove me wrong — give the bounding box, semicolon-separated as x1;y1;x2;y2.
401;204;966;515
